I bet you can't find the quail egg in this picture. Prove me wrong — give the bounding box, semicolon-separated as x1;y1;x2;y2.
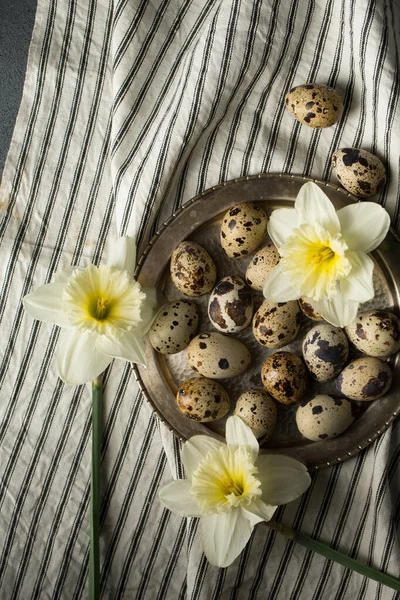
187;332;251;379
208;275;253;333
170;241;216;297
302;324;349;382
234;389;277;439
221;203;268;258
332;148;386;197
345;310;400;357
245;244;280;291
336;357;392;401
285;83;343;128
296;395;355;442
176;376;230;422
298;297;324;321
149;300;199;354
252;300;302;349
261;351;308;404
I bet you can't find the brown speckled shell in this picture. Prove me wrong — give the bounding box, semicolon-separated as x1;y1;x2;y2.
302;324;349;382
208;275;253;333
170;241;216;297
149;300;199;354
245;244;280;291
261;351;308;404
298;297;324;321
345;310;400;358
221;203;268;259
176;377;230;422
332;148;386;198
285;83;343;128
336;357;392;401
296;395;354;442
187;332;251;379
234;389;277;439
252;300;302;349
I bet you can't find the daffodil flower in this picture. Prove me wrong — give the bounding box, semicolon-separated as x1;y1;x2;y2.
159;416;310;568
23;236;157;385
263;182;390;327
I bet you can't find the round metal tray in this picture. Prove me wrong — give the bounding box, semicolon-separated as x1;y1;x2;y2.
133;173;400;470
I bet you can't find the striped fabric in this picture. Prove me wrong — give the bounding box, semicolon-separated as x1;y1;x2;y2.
1;0;400;598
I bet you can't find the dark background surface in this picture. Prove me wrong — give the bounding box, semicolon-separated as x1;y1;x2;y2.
0;0;37;180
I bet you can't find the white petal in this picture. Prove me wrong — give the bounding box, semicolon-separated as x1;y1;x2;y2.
225;416;259;463
138;287;158;333
339;251;375;302
263;263;301;302
312;293;359;328
23;283;72;328
56;329;112;385
53;267;76;284
107;236;137;273
241;499;277;526
181;435;224;478
267;208;298;248
295;182;340;235
256;454;311;506
96;330;146;365
200;509;253;568
159;480;202;517
337;203;390;252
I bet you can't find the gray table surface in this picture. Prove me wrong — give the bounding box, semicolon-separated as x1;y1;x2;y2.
0;0;37;180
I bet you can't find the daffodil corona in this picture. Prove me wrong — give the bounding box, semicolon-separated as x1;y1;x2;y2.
263;182;390;327
159;416;310;568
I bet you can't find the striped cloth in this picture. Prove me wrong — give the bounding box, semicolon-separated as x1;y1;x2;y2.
1;0;400;598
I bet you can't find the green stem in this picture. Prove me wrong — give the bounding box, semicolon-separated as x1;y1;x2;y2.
268;520;400;592
89;376;103;600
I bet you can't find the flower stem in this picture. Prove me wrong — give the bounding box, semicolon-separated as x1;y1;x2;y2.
268;520;400;592
89;376;103;600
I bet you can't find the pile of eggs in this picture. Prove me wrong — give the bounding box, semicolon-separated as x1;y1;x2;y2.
148;200;400;446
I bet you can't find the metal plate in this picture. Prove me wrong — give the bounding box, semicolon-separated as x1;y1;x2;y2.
133;173;400;470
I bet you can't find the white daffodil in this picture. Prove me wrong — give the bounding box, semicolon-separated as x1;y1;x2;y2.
23;236;157;385
263;182;390;327
159;416;310;568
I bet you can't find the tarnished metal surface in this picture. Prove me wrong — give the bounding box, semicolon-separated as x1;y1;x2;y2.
133;173;400;470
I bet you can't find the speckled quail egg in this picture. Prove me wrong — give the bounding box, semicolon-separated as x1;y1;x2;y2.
298;297;324;321
332;148;386;197
187;332;251;379
302;324;349;382
285;83;343;128
245;244;280;291
176;376;230;422
252;300;302;349
148;300;199;355
345;310;400;357
221;203;268;259
261;351;308;404
296;395;355;442
208;275;253;333
170;241;216;297
336;357;392;401
234;389;277;439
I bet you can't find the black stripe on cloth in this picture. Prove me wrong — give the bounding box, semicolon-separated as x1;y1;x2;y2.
190;554;209;600
112;0;151;71
155;518;187;600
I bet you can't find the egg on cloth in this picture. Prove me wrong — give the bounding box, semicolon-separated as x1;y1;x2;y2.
170;240;216;297
336;357;392;401
187;332;251;379
252;300;302;349
296;395;355;442
148;300;199;354
302;324;349;382
261;351;308;404
176;376;230;422
208;275;253;333
220;203;268;258
245;244;280;291
285;83;343;128
298;297;324;321
234;389;277;439
345;309;400;357
332;148;386;197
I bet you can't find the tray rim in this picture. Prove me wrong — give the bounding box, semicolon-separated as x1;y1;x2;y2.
133;172;400;471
